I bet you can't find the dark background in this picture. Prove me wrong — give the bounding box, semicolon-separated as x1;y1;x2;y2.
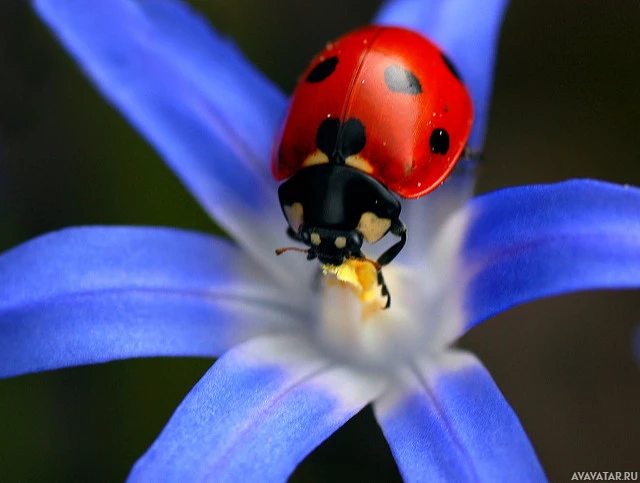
1;0;639;481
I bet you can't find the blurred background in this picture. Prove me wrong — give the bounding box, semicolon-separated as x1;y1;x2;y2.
0;0;639;481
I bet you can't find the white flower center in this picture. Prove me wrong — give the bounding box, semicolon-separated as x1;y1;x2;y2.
303;210;469;374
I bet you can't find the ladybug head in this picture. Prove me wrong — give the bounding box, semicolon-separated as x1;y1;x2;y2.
297;225;364;266
277;164;403;267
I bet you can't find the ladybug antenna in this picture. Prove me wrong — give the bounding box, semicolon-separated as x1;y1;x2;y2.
275;246;311;256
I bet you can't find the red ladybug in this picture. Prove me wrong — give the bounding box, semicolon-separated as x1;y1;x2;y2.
272;26;473;305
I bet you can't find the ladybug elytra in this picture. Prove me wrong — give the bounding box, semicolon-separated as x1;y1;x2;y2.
272;26;474;307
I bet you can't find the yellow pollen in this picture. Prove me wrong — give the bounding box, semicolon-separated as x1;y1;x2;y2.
322;258;387;313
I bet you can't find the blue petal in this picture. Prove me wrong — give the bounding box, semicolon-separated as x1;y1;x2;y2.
0;227;300;378
374;0;509;150
374;352;545;482
128;334;383;481
125;0;285;169
33;0;305;282
462;180;640;331
397;167;476;267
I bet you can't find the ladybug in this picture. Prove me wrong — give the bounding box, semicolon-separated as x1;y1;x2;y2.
272;26;474;307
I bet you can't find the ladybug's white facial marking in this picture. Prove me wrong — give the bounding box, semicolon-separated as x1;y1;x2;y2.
301;150;330;169
334;236;347;249
357;212;392;243
283;202;304;233
344;154;373;174
310;233;322;246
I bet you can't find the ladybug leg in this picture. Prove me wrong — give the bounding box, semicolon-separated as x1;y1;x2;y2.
373;219;406;310
286;226;301;241
348;248;391;309
375;219;407;267
377;271;391;309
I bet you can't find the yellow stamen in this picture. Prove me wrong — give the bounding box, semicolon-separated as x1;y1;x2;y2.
322;258;387;311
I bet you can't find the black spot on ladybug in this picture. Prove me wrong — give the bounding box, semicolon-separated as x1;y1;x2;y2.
430;128;450;155
440;52;462;82
306;56;338;83
384;65;422;94
315;118;366;164
316;118;340;158
340;118;366;158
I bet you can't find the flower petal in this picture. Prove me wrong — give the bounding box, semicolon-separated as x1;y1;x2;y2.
460;180;640;331
374;351;545;482
121;0;285;169
33;0;306;283
128;334;385;481
0;227;300;378
396;167;476;267
374;0;509;150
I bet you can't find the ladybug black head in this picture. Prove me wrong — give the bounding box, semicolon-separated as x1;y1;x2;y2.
277;164;403;267
297;225;364;266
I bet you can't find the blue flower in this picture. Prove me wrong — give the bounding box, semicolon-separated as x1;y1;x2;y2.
1;0;639;480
